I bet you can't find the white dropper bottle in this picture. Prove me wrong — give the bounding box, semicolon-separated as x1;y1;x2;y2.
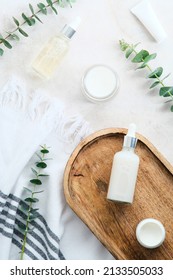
31;17;81;79
107;123;140;204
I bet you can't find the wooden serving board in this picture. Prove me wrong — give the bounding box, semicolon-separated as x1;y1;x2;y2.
63;128;173;260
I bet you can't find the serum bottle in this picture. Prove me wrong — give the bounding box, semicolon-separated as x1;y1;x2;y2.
107;123;140;204
31;17;81;79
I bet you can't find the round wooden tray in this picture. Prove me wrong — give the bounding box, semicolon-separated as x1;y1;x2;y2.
63;128;173;260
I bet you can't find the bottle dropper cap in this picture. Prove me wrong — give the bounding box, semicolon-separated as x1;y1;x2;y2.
123;123;137;148
61;16;81;39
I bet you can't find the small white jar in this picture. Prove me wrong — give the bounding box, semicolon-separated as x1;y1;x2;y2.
82;64;119;102
136;218;166;249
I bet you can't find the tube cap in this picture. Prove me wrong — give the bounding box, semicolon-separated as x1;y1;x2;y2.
123;123;137;149
61;16;81;39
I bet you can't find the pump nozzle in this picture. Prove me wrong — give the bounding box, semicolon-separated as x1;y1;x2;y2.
127;123;136;138
69;16;81;31
61;16;81;39
123;123;137;149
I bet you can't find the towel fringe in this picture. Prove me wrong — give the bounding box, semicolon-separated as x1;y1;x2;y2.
0;76;91;146
0;76;27;109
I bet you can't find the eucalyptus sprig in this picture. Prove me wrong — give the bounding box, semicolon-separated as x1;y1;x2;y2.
119;39;173;112
0;0;76;56
19;145;51;260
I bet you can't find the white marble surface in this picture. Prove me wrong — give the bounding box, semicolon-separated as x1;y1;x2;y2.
1;0;173;166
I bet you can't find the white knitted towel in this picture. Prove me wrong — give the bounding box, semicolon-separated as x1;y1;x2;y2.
0;76;114;260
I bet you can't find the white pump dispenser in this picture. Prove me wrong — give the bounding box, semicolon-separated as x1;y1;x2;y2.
107;123;140;204
31;17;81;79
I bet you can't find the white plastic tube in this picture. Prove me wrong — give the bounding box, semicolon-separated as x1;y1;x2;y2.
131;0;167;43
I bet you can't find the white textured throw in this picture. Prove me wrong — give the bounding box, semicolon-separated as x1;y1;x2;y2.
0;77;114;260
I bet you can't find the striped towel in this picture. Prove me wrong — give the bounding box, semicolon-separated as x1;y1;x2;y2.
0;77;114;260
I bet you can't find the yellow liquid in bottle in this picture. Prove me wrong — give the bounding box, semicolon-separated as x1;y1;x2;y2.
32;34;69;79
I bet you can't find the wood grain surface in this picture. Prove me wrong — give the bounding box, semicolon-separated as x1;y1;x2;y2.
63;128;173;260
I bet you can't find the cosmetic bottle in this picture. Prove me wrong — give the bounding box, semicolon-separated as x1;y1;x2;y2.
107;123;140;204
31;17;81;79
131;0;167;43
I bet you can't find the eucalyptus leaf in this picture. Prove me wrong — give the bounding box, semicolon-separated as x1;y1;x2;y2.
138;53;157;69
37;3;47;14
38;174;49;177
36;162;47;169
150;81;160;89
125;48;133;59
22;13;36;26
133;42;140;48
46;0;53;5
30;179;42;185
0;48;4;56
143;53;157;64
29;213;40;221
31;212;40;218
23;187;32;193
136;64;146;70
22;13;32;26
51;6;58;14
41;149;49;154
25;197;39;203
18;28;28;37
164;99;172;103
58;0;66;7
162;73;171;82
46;0;57;15
27;227;35;233
59;0;73;7
30;18;36;25
30;208;39;213
2;39;12;49
20;203;30;211
159;87;173;97
132;50;149;63
33;190;44;194
34;14;43;23
36;153;42;161
119;40;129;51
18;223;27;231
8;33;20;41
41;145;50;150
31;167;38;176
29;3;35;14
13;17;20;26
148;67;163;78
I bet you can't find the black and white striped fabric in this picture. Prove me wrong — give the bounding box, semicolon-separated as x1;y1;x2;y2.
0;191;64;260
0;77;114;260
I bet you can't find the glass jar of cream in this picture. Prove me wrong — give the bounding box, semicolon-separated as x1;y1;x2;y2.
82;64;119;102
136;218;166;249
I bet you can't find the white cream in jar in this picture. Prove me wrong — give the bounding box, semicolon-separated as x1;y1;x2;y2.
136;218;166;249
82;65;119;102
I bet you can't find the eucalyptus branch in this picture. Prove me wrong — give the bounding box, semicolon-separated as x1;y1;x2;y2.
119;39;173;112
0;0;76;56
19;145;51;260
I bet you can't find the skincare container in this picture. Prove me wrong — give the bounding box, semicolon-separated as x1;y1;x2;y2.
107;123;139;204
32;17;81;79
82;65;119;102
131;0;167;43
136;218;166;249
